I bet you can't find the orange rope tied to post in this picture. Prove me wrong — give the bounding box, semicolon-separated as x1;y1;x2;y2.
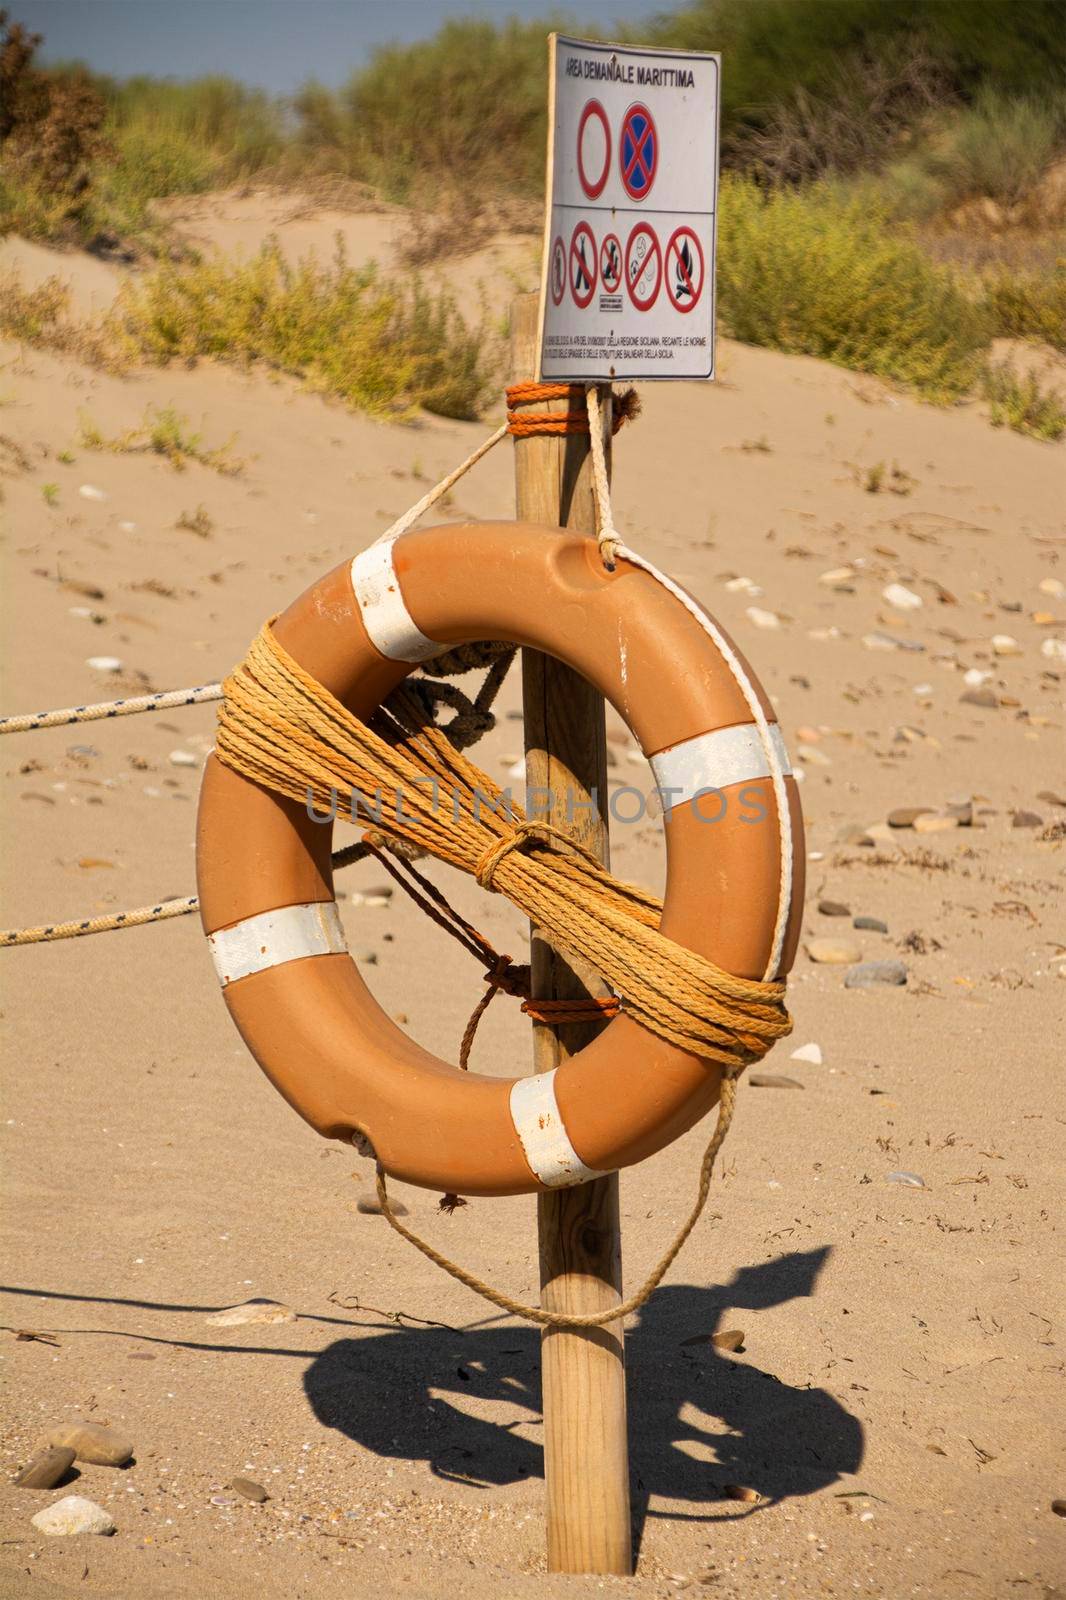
505;382;639;437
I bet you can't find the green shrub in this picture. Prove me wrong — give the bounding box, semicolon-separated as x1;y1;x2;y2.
716;176;989;400
0;271;117;364
982;359;1066;439
109;237;492;419
982;264;1066;350
924;91;1063;207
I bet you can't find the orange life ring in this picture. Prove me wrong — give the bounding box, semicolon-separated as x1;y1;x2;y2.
196;523;804;1197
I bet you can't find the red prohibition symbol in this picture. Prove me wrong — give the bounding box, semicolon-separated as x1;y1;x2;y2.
665;226;705;313
550;235;566;306
620;102;658;201
576;98;611;200
625;221;661;311
600;232;622;295
569;221;597;309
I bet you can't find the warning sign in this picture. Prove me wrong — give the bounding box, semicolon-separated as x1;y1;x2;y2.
620;103;657;201
625;222;660;311
665;225;704;313
569;220;596;308
600;232;622;295
538;34;720;381
577;99;611;199
549;235;566;306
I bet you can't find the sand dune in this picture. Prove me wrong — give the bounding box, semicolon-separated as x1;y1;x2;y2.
1;201;1063;1599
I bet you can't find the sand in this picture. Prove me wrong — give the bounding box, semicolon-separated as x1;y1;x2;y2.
1;197;1064;1600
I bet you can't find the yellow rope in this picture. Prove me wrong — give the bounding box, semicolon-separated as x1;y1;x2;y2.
216;624;792;1070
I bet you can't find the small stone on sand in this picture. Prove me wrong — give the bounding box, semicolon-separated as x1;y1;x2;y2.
818;899;851;917
45;1422;133;1467
913;813;958;834
230;1477;269;1502
86;656;122;673
357;1193;409;1216
1011;810;1043;828
845;960;908;989
853;916;888;934
882;583;922;611
885;1170;926;1188
14;1447;75;1490
991;634;1021;656
711;1329;746;1351
960;687;998;709
888;807;933;828
31;1495;115;1536
168;750;197;767
749;1073;804;1089
806;937;861;965
205;1300;297;1327
78;485;107;503
790;1043;823;1065
746;606;780;629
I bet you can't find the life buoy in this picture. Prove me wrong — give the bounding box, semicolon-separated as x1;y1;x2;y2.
196;523;804;1197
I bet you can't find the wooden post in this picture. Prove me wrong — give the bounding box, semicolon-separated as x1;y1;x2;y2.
509;292;632;1575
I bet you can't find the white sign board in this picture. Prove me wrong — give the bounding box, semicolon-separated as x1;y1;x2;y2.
538;34;721;382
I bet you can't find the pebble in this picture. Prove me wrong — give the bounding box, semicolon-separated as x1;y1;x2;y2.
1039;577;1065;600
205;1300;297;1327
749;1073;804;1089
1038;790;1066;807
723;1484;760;1503
805;937;861;965
853;915;888;934
78;485;107;502
230;1476;269;1502
913;813;958;834
790;1042;823;1065
711;1329;746;1352
356;947;379;965
1052;1499;1066;1517
1011;809;1043;828
30;1495;115;1536
862;631;899;652
963;667;992;687
745;606;780;629
819;566;855;587
818;899;851;917
13;1447;75;1490
885;1170;926;1188
45;1422;133;1467
1041;636;1066;661
118;520;137;533
724;575;761;594
86;656;123;673
168;750;198;767
357;1193;409;1216
798;743;831;766
991;634;1022;656
960;687;998;709
882;582;922;611
845;960;908;989
888;807;933;828
210;1494;234;1505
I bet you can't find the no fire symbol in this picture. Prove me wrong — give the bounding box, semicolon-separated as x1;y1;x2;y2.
569;221;597;309
600;233;622;295
665;226;704;313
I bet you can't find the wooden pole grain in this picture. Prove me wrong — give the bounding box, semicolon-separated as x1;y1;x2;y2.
509;292;632;1575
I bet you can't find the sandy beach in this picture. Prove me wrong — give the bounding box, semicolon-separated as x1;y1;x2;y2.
1;194;1064;1599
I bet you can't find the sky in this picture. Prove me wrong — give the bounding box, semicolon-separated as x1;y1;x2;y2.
19;0;663;92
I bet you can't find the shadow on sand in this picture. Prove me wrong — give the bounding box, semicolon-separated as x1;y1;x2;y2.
303;1246;864;1549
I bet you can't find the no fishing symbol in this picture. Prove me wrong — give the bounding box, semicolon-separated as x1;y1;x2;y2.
600;233;622;295
665;226;704;313
625;222;661;311
620;103;658;201
550;236;566;306
577;98;611;200
569;221;597;308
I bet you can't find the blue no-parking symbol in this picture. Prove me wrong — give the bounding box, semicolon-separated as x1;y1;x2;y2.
620;103;658;201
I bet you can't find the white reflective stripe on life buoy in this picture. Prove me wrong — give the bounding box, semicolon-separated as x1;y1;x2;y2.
650;722;792;812
350;540;445;663
208;902;347;987
509;1070;608;1188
